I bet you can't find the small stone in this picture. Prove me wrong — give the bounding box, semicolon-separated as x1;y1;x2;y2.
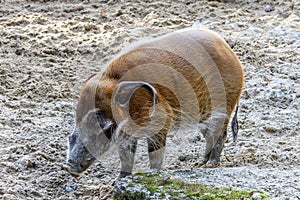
178;155;186;161
0;69;6;74
15;48;23;55
26;160;36;168
251;192;263;200
264;126;277;133
72;184;78;190
265;5;274;12
65;186;72;193
262;81;268;86
274;90;284;98
271;90;285;98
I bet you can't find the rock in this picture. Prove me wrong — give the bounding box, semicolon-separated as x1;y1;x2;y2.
264;5;274;12
65;186;72;193
19;155;37;169
178;155;192;162
270;89;285;99
264;126;277;133
26;160;36;169
0;69;6;74
251;192;263;200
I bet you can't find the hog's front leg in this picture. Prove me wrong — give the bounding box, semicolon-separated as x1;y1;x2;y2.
147;132;167;169
117;138;137;178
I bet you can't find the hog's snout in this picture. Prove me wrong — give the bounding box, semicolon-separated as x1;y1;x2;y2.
65;158;84;177
65;155;95;177
66;129;96;177
67;156;92;171
63;163;80;177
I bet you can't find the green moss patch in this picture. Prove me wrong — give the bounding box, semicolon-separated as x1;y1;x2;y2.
115;172;268;200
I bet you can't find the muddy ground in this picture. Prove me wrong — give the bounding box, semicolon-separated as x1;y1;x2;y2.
0;0;299;199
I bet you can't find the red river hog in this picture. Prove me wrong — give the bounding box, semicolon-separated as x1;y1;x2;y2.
65;28;244;177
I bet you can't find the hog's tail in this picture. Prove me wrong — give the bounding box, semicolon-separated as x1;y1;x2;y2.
231;103;239;142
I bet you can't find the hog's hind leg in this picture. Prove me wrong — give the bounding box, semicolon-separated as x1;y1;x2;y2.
199;113;229;166
203;117;230;166
208;130;227;165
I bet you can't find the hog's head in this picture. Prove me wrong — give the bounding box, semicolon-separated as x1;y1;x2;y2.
65;73;158;176
65;74;117;176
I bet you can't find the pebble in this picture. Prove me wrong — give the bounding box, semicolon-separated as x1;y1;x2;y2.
26;160;36;168
265;5;274;12
65;186;72;193
0;69;6;74
251;192;263;200
65;183;77;193
271;89;285;98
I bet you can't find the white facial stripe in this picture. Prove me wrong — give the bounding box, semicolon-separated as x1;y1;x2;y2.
114;119;128;141
66;139;70;161
66;131;74;162
82;109;98;122
103;120;113;131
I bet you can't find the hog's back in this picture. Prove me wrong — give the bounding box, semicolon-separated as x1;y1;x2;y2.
106;28;244;124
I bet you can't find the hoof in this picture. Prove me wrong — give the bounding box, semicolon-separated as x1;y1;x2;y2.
194;157;209;167
62;164;80;177
204;161;220;168
118;171;132;179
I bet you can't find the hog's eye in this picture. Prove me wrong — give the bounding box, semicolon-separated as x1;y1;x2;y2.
95;110;104;124
95;110;106;128
95;110;113;131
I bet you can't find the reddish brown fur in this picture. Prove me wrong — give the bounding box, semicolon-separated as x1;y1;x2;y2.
76;28;244;170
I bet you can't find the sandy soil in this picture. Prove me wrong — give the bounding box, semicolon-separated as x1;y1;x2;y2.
0;0;299;199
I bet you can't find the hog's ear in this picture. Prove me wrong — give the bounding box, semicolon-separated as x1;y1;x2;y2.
113;81;157;115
